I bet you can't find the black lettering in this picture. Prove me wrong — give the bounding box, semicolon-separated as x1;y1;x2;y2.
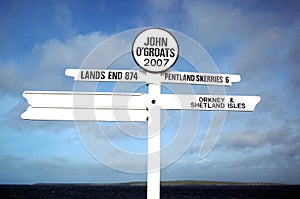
81;71;105;79
136;47;142;56
108;71;122;79
170;48;175;57
144;37;150;46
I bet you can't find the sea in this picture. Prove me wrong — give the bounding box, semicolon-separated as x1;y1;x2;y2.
0;184;299;198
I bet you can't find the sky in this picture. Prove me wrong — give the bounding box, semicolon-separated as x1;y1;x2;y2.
0;0;299;184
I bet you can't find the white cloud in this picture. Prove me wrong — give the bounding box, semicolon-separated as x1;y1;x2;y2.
1;31;108;96
222;124;290;150
184;0;250;47
30;32;108;90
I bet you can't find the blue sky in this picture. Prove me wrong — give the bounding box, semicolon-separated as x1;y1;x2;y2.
0;0;299;184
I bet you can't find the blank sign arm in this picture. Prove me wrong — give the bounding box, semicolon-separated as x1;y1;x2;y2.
22;91;147;109
22;91;149;122
21;107;148;122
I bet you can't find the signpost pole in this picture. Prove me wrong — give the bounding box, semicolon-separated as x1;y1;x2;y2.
147;82;161;199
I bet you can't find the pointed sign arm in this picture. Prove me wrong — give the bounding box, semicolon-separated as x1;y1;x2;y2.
161;71;241;86
157;94;261;111
22;91;147;109
65;69;147;82
21;107;148;122
21;91;149;122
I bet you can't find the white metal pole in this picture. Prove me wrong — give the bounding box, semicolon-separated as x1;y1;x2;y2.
147;82;161;199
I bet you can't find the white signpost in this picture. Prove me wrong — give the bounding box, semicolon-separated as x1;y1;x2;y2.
22;28;261;199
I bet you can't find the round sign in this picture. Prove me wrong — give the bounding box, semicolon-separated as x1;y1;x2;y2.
132;28;179;73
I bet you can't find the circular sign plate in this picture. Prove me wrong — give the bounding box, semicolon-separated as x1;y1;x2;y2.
132;28;179;73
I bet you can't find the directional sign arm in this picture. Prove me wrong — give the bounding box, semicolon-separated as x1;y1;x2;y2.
65;69;147;82
23;91;147;109
22;107;148;122
158;94;261;111
21;91;149;122
161;71;241;86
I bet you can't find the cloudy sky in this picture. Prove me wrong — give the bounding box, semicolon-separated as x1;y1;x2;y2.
0;0;299;184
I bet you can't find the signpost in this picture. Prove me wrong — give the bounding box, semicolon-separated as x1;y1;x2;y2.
22;28;261;199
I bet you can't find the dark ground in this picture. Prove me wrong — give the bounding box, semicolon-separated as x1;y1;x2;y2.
0;184;299;199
